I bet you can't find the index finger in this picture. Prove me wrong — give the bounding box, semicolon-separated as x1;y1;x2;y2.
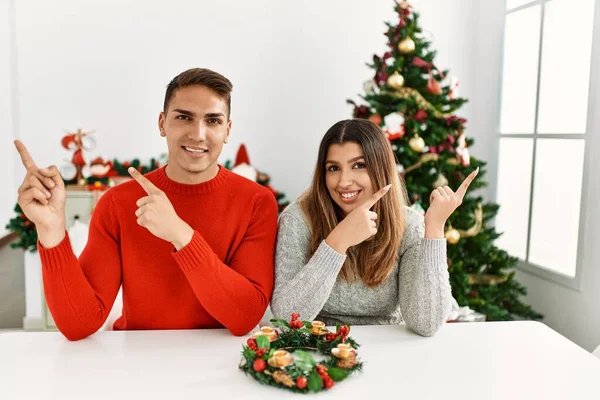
128;167;160;194
455;167;479;201
14;140;37;170
362;184;392;209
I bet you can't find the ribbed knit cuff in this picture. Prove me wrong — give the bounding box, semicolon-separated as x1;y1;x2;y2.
420;238;447;270
313;240;347;274
172;230;212;272
38;232;76;273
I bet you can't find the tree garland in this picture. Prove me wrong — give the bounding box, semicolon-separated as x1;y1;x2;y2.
239;314;362;393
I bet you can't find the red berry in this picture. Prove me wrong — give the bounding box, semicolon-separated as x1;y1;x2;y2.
291;321;303;329
256;348;266;357
316;365;326;373
296;376;308;389
291;313;300;320
324;378;334;389
253;359;266;372
247;338;257;347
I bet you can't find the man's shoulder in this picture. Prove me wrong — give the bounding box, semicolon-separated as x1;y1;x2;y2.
223;168;274;200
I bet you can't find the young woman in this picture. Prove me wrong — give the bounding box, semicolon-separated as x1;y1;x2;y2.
271;119;477;336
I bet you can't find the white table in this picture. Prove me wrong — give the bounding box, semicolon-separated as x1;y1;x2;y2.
1;321;599;399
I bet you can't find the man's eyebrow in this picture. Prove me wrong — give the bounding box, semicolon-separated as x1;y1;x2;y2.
205;112;226;119
172;109;196;117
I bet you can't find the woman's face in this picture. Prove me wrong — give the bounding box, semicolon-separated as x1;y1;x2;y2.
325;142;374;214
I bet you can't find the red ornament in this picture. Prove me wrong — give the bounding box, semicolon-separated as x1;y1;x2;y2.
247;338;257;350
296;377;308;389
427;76;442;95
253;359;266;372
368;114;382;125
412;56;431;69
324;378;335;389
414;109;428;122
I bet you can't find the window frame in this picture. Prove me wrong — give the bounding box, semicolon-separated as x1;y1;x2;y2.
495;0;598;290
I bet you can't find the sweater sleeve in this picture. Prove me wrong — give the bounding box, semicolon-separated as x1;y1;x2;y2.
398;210;452;336
38;190;122;341
171;191;278;336
270;209;346;321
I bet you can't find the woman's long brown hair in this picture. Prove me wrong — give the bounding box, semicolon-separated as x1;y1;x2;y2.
299;119;408;287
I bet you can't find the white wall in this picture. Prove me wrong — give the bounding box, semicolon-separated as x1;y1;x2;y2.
1;0;16;237
11;0;478;202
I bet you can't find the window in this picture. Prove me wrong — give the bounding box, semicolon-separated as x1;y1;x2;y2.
495;0;596;288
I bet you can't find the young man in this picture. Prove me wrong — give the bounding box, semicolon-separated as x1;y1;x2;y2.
15;68;278;340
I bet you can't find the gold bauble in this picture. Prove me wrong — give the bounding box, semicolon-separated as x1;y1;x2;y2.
445;228;461;245
387;72;405;90
398;37;416;54
433;173;448;188
409;135;425;153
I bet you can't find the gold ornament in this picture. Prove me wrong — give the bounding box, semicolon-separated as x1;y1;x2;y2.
399;1;410;9
445;203;483;246
272;371;295;388
268;350;294;368
433;174;449;188
337;354;358;369
388;87;453;118
252;326;278;342
404;153;440;174
456;203;483;237
467;274;508;286
387;72;405;90
445;228;461;244
409;135;425;153
398;37;416;54
310;320;327;335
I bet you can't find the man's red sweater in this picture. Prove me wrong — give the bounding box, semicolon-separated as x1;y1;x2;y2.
38;166;278;340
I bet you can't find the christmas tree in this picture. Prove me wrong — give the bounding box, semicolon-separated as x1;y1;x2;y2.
347;1;541;321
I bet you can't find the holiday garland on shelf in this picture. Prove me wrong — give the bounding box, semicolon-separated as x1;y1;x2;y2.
239;314;362;393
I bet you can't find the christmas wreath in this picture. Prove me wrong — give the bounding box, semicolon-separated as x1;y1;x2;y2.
239;314;362;393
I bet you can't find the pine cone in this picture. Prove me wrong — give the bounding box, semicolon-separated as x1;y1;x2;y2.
272;371;295;387
336;354;358;369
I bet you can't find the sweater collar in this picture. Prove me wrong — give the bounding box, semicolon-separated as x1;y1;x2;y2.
149;165;229;195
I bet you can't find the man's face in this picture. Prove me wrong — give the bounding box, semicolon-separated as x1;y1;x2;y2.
159;85;231;183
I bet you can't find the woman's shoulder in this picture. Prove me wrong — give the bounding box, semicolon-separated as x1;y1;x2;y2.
403;205;425;229
399;206;426;251
280;202;310;227
278;202;312;241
